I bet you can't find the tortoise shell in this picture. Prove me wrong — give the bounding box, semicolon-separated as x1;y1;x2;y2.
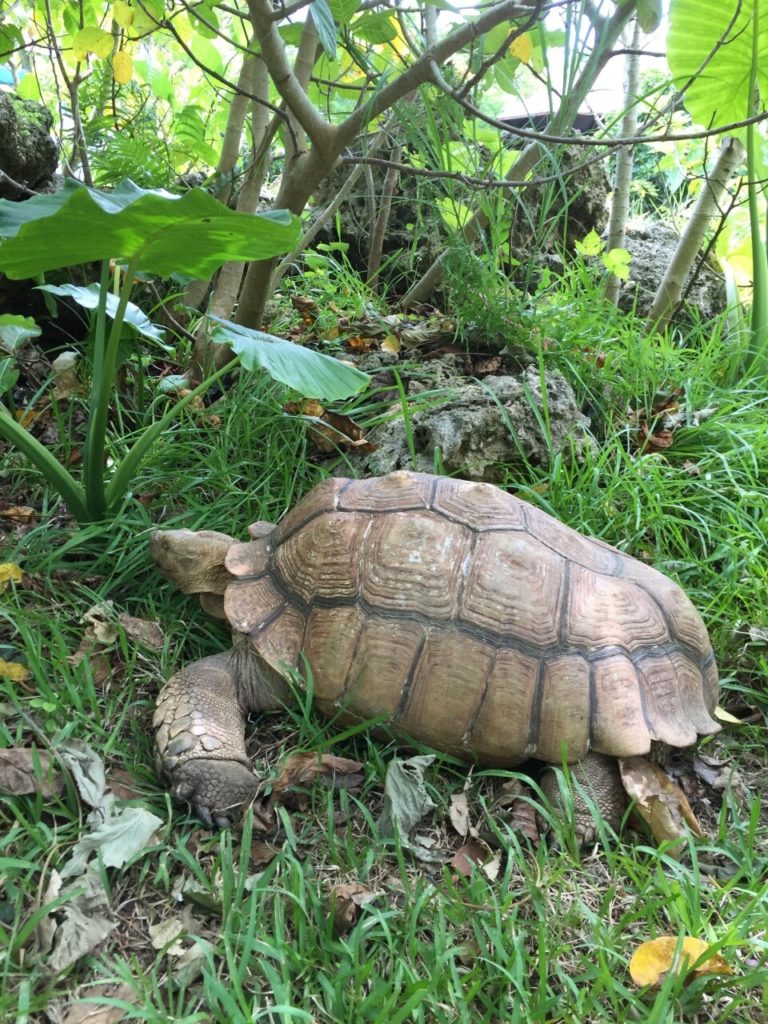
222;471;719;765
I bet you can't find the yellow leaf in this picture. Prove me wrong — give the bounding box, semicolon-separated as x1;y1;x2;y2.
112;1;134;28
380;334;400;354
73;27;114;60
629;936;732;988
509;32;532;63
715;705;744;725
112;50;133;84
0;659;30;682
0;563;23;589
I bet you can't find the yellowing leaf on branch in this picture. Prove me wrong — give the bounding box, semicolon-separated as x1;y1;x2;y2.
112;50;133;84
112;1;134;29
509;32;533;63
72;27;114;61
629;936;732;988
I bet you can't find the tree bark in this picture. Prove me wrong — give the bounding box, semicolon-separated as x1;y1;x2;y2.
645;136;744;334
402;0;638;306
604;19;641;306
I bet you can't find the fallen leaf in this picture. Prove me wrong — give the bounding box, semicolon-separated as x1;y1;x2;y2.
106;767;146;802
327;882;378;934
56;983;138;1024
380;334;400;354
682;460;702;477
0;659;30;682
52;350;80;400
448;791;470;837
249;841;279;870
0;747;63;797
48;867;118;973
629;936;732;988
491;779;541;844
0;506;37;521
117;613;164;649
714;705;745;725
619;756;702;847
149;916;186;955
451;838;491;877
0;562;23;589
79;602;119;645
377;755;449;863
271;751;364;798
59;805;164;879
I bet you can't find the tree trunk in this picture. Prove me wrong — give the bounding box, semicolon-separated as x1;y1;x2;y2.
604;19;641;306
645;136;743;334
402;0;637;306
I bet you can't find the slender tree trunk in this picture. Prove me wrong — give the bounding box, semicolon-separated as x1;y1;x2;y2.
368;145;402;289
645;136;743;334
604;19;641;306
185;55;261;312
402;0;637;306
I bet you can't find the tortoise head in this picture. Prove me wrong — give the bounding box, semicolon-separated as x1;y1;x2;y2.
150;528;236;597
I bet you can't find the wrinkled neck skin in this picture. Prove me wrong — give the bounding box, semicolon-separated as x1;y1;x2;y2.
229;632;291;713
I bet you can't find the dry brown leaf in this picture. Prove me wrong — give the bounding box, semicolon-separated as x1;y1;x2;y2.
107;767;146;802
451;838;493;878
117;613;164;650
0;747;63;797
629;936;732;988
619;756;702;846
0;506;37;521
52;351;81;400
448;791;470;837
250;841;279;870
58;982;138;1024
271;751;364;798
327;882;377;934
491;779;541;844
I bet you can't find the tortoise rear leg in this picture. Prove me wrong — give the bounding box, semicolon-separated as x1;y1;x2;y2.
154;651;258;826
539;752;626;845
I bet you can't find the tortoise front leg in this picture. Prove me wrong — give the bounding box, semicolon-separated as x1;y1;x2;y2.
154;651;259;826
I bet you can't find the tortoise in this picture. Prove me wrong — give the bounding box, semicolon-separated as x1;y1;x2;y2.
150;470;720;835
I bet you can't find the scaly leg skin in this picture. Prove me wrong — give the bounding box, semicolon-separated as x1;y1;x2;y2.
153;651;258;826
539;752;626;845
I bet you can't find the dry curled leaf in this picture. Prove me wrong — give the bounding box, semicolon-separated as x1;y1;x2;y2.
619;756;702;847
271;752;364;799
0;747;63;796
117;613;164;650
448;791;470;837
327;882;377;934
56;982;138;1024
629;936;732;987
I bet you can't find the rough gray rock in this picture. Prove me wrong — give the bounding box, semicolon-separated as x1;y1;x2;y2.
361;366;594;482
508;144;611;256
618;224;727;321
0;94;59;200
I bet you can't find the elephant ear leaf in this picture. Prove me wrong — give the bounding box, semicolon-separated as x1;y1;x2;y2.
0;178;300;279
667;0;768;128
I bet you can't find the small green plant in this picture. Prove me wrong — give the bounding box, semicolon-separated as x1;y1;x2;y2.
0;179;368;526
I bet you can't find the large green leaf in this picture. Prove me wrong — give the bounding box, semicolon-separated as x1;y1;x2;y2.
0;179;301;280
209;318;369;402
37;283;166;344
310;0;337;58
667;0;768;128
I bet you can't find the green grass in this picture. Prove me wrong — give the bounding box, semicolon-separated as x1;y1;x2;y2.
1;273;767;1023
